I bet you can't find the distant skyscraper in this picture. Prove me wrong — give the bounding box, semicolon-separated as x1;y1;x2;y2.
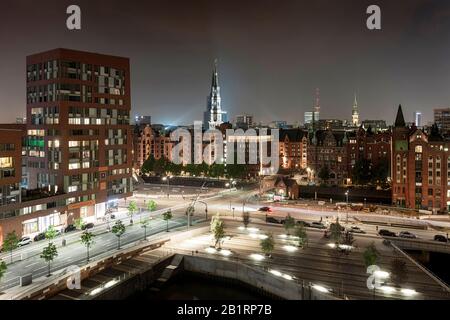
314;88;320;118
434;108;450;133
352;94;360;127
304;88;321;126
413;111;422;127
304;111;319;124
204;59;227;129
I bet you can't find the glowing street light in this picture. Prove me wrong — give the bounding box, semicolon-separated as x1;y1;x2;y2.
380;286;396;294
401;288;418;297
312;284;330;293
373;270;390;279
283;245;298;253
250;253;265;261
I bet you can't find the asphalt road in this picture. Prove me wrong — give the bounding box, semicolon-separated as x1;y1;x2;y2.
168;220;449;300
0;201;203;291
1;183;448;297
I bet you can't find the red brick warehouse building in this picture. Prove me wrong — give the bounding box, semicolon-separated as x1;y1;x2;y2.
392;105;450;212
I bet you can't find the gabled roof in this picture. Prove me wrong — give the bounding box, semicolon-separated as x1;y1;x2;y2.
279;129;307;142
395;105;406;127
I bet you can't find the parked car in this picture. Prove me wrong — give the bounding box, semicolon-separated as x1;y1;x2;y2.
433;235;448;243
33;232;46;242
266;217;282;224
258;207;273;212
18;236;32;247
348;226;366;234
378;229;397;237
296;220;311;227
399;231;418;239
82;222;95;230
310;222;326;229
64;224;77;233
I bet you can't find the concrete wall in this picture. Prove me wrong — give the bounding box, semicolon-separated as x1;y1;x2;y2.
182;255;338;300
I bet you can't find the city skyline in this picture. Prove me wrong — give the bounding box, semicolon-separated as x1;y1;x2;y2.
0;0;449;125
1;1;450;302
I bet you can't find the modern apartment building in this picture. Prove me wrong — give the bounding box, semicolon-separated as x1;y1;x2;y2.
0;49;133;244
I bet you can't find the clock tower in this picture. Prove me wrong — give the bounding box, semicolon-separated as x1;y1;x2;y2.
392;105;410;207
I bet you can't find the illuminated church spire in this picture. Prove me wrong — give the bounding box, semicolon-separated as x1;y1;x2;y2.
352;93;359;127
204;59;227;129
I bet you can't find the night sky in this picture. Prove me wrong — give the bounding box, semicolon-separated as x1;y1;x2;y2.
0;0;449;125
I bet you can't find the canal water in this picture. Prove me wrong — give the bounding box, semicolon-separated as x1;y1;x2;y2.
405;250;450;285
128;272;269;300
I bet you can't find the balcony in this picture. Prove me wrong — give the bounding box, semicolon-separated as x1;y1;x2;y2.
21;188;65;203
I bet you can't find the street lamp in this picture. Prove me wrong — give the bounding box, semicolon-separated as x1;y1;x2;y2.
345;190;350;224
162;175;173;198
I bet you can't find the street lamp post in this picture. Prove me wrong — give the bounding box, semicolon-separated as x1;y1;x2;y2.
162;176;173;198
232;207;235;218
345;190;349;224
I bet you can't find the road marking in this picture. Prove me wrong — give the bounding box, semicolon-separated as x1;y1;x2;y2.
24;261;40;268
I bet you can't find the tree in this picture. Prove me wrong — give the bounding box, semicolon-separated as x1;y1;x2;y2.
0;260;7;286
74;218;85;230
391;258;408;286
294;225;308;248
80;231;95;262
162;210;173;232
3;231;19;263
242;211;250;229
284;214;296;235
363;242;379;268
198;162;208;176
226;164;248;179
372;158;389;187
211;214;225;249
329;219;343;245
352;158;373;185
208;163;225;178
111;220;126;249
40;243;58;276
127;201;138;225
318;166;331;184
140;218;152;240
340;231;355;255
185;163;201;176
45;225;58;242
260;233;275;257
141;154;156;174
154;157;170;175
167;162;182;176
146;200;157;212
